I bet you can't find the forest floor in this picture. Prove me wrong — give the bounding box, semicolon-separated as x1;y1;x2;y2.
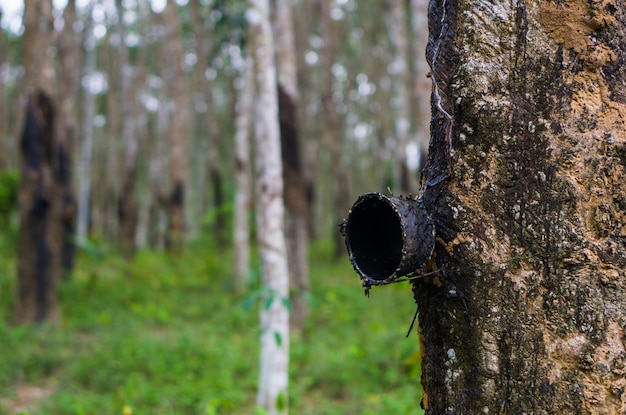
0;237;423;415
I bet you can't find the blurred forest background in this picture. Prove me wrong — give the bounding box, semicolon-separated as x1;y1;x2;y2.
0;0;429;413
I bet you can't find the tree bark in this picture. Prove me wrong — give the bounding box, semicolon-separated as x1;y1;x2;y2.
14;0;64;324
0;15;8;171
384;0;418;193
275;0;310;332
320;0;351;258
233;58;254;294
22;0;55;95
76;9;96;241
56;0;79;275
189;1;226;245
415;0;626;413
247;0;290;413
410;0;430;167
115;0;139;257
15;91;62;324
160;2;190;252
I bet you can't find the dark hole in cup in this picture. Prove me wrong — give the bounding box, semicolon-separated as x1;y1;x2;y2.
346;196;403;281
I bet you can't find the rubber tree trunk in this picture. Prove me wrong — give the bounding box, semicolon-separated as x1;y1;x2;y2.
275;0;310;332
410;0;430;166
76;10;96;241
413;0;626;412
160;1;190;252
278;86;310;331
190;0;226;245
233;58;254;294
0;21;8;171
115;0;139;258
384;0;417;193
15;91;62;324
55;0;79;276
320;0;351;258
247;0;291;413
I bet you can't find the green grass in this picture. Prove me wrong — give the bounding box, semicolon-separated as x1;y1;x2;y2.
0;239;423;415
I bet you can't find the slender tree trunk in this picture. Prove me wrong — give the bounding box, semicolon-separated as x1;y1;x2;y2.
247;0;290;413
293;0;319;241
410;0;430;164
385;0;417;193
0;18;7;171
129;0;151;250
104;33;121;241
189;1;226;245
76;11;96;241
275;0;310;331
320;0;351;258
55;0;79;275
115;0;139;257
415;0;626;413
233;58;254;294
147;70;170;251
160;2;190;252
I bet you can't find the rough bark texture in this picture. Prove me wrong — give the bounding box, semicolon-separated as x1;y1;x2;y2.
15;91;62;324
248;0;290;413
415;0;626;413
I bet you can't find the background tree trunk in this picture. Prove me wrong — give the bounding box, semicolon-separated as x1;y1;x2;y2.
15;91;62;324
416;0;626;413
160;2;189;252
384;0;417;193
76;8;95;241
0;13;8;171
247;0;290;413
54;0;79;275
233;58;254;295
115;0;139;257
14;0;64;324
275;0;310;332
320;0;351;259
409;0;430;169
21;0;54;95
189;0;225;245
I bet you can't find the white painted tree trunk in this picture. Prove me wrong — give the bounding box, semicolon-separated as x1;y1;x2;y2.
247;1;290;413
233;58;254;294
